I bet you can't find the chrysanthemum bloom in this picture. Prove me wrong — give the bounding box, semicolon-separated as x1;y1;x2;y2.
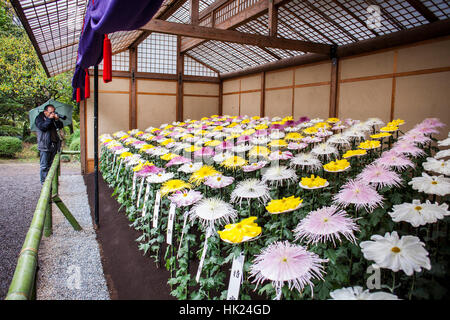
365;118;385;128
218;216;262;243
421;117;445;129
327;133;350;146
422;157;450;176
329;286;399;300
146;172;175;184
231;178;271;206
408;173;450;196
358;140;380;150
333;179;384;212
178;162;203;174
302;136;322;144
169;189;203;207
435;149;450;159
285;132;304;142
165;156;191;168
293;206;359;246
215;141;234;152
311;143;338;160
388;199;449;227
204;174;235;189
266;196;303;214
370;132;391;140
193;146;215;159
189;165;220;185
242;161;268;172
399;130;431;146
343;127;366;141
148;146;169;157
290;153;322;172
189;197;238;231
248;146;271;158
287;142;308;151
391;141;425;158
374;150;414;171
357;164;402;189
323;159;350;173
269;150;293;161
360;231;431;276
437;132;450;147
220;155;248;170
160;179;192;197
135;164;164;177
262;166;298;187
299;175;328;189
270;131;286;140
249;241;327;299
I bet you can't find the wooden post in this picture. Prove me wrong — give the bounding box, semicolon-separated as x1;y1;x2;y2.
190;0;199;25
260;72;265;117
268;0;278;37
129;47;138;130
329;46;339;118
218;78;223;116
94;65;99;228
176;36;184;122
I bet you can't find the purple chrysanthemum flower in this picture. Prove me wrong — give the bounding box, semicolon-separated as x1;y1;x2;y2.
194;147;215;158
135;165;164;177
242;161;268;172
287;142;308;151
237;135;252;144
249;241;327;299
165;156;191;167
215;141;234;152
333;179;384;212
293;206;359;246
357;164;403;189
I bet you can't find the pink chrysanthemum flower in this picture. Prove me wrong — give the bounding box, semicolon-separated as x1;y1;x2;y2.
242;161;268;172
421;117;446;128
375;150;415;171
293;206;359;246
169;189;203;207
357;164;402;189
269;150;293;161
165;156;191;167
333;179;384;212
412;123;439;135
287;142;308;151
193;147;215;158
204;174;234;189
391;141;425;157
399;129;431;146
135;165;164;177
249;241;327;299
215;141;234;152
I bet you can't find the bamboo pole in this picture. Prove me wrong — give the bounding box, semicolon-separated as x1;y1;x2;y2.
6;153;60;300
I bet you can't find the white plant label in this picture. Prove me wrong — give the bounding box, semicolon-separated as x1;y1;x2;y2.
136;177;145;208
152;190;161;229
141;182;151;218
115;159;123;181
166;202;177;245
131;172;137;199
227;252;245;300
177;211;189;258
196;229;213;283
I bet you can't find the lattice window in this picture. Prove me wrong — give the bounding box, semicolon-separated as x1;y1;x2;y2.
377;0;428;29
189;43;240;73
98;50;129;71
214;0;260;25
168;0;217;24
184;55;218;77
423;0;450;19
137;32;177;74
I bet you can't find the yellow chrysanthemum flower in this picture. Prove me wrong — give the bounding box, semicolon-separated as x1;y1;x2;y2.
184;145;201;153
252;116;260;120
370;132;391;139
189;165;220;185
358;140;381;150
160;138;175;146
160;153;179;161
303;126;318;135
266;196;303;214
248;146;270;158
221;156;248;170
140;144;155;151
327;117;340;123
380;125;399;132
323;159;350;172
254;124;268;130
133;161;154;172
218;217;262;243
213;126;224;131
285;132;304;141
227;123;238;128
180;134;194;140
315;122;331;129
389;119;405;126
160;179;192;197
268;139;288;148
241;129;256;136
225;133;241;141
204;140;222;147
119;152;133;159
300;175;328;189
342;149;367;158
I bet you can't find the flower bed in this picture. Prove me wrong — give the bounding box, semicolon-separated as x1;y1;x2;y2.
99;115;450;300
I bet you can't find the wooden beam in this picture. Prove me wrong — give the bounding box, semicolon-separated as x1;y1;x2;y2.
181;0;293;52
220;19;450;79
405;0;439;23
329;56;339;118
176;36;184;122
268;0;278;37
218;79;223;115
141;19;331;54
185;53;220;74
260;72;265;117
190;0;199;25
129;47;138;129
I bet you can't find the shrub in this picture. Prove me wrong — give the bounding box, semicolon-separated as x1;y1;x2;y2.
0;125;22;137
0;136;23;157
69;137;80;151
61;154;71;162
30;144;39;157
23;134;37;144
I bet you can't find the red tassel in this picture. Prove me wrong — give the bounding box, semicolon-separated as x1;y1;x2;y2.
103;34;112;83
84;69;90;98
76;88;81;103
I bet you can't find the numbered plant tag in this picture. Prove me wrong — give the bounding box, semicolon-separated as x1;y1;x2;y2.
227;252;245;300
166;203;177;245
152;190;161;229
131;172;137;199
112;153;117;171
136;178;145;208
141;182;151;217
177;211;189;258
196;229;212;283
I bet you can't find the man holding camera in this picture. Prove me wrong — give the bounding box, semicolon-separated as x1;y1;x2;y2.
35;104;64;184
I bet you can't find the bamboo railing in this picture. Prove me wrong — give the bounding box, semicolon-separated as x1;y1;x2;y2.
5;152;81;300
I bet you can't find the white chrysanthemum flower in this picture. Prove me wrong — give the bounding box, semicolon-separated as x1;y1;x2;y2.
148;146;169;157
262;166;298;187
327;133;350;146
213;152;234;163
437;133;450;147
435;149;450;159
311;143;338;159
290;153;322;172
231;178;271;206
251;136;270;145
422;157;450;175
232;144;253;153
343;127;366;141
146;172;174;184
408;173;450;196
178;162;203;174
364;118;385;127
189;198;237;231
360;231;431;276
329;286;399;300
388;199;449;227
124;154;142;167
270;131;285;139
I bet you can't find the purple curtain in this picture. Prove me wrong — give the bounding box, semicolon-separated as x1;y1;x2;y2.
72;0;164;100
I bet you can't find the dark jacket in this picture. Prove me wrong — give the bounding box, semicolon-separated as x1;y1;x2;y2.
35;111;64;152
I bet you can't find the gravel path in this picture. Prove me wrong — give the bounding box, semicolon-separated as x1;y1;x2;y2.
36;172;110;300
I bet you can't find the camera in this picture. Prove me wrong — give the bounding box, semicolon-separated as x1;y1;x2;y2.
55;112;67;120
